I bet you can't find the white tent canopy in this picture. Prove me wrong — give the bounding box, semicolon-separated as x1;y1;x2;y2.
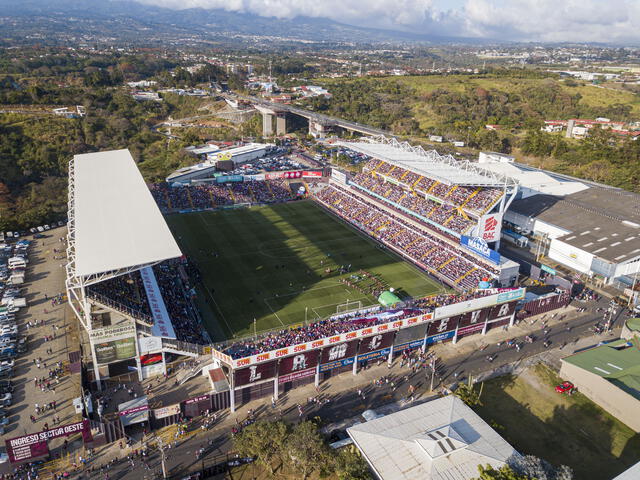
72;149;181;278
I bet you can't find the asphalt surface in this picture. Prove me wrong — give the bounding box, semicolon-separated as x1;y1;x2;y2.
85;295;627;480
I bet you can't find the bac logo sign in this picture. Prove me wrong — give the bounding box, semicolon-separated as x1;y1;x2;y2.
482;216;498;241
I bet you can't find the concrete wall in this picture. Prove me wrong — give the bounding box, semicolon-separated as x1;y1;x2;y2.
559;360;640;432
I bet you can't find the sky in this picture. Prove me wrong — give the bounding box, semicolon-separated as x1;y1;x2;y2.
134;0;640;43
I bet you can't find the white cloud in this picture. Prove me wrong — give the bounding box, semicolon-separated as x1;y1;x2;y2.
134;0;640;42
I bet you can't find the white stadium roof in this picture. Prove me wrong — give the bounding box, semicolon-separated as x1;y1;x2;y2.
348;396;518;480
339;139;510;187
72;149;181;277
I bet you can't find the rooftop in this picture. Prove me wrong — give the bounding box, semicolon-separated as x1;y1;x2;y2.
340;138;510;188
509;187;640;263
347;395;518;480
562;338;640;401
72;149;182;278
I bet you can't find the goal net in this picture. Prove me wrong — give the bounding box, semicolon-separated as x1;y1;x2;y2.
336;300;362;315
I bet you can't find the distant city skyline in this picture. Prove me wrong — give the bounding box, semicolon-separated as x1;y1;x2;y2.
132;0;640;44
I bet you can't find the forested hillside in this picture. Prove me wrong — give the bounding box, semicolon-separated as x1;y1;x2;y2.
305;71;640;192
0;51;243;230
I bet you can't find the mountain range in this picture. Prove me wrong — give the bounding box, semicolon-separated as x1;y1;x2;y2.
0;0;488;46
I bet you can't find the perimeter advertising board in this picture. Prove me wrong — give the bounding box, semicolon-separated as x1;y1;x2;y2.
154;403;181;419
233;360;277;387
5;421;92;463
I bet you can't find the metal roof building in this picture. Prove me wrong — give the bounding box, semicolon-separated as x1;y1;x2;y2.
559;338;640;432
347;395;518;480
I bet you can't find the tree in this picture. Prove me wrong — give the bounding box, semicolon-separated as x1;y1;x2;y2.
474;464;531;480
285;421;331;479
510;455;573;480
454;378;483;407
334;447;372;480
232;420;289;475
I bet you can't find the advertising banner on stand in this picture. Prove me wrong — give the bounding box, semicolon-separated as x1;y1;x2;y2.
427;316;459;337
279;351;319;376
358;331;395;356
456;308;490;330
234;360;277;387
5;421;92;463
94;337;136;365
488;301;517;321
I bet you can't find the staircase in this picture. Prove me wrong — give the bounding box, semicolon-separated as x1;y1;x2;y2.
175;354;216;385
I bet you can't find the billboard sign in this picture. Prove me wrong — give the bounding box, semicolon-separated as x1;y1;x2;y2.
426;330;456;345
302;170;323;178
140;266;176;339
6;421;92;463
457;323;485;336
233;360;277;387
319;357;354;372
88;322;136;343
94;337;136;365
488;301;517;321
231;313;432;368
216;175;243;183
456;308;489;330
497;289;525;304
460;235;501;265
278;367;316;384
427;316;458;337
357;347;391;363
153;404;181;419
138;336;163;354
477;213;503;243
278;351;319;376
434;289;525;320
358;332;395;356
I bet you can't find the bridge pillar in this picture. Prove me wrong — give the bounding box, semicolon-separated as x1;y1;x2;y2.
262;113;274;137
276;114;287;136
308;121;325;139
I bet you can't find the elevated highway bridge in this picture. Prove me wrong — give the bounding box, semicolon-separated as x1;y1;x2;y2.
223;93;390;138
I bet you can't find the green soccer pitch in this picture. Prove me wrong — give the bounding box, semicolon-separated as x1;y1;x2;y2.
165;200;446;342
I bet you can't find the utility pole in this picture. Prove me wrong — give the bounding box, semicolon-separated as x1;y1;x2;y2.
156;437;168;479
429;357;436;391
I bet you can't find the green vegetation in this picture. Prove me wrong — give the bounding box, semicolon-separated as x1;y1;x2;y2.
473;364;640;480
233;419;370;480
165;201;443;341
309;71;640;192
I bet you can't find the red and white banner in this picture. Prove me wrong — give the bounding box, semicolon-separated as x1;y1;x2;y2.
477;213;503;243
6;421;92;463
231;313;433;368
302;170;323;178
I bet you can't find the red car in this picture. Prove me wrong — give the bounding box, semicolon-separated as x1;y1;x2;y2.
555;381;574;394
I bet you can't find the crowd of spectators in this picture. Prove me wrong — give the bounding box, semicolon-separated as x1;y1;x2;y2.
351;172;475;234
223;308;421;359
315;185;496;290
150;180;295;212
154;260;208;344
87;260;208;345
364;159;503;214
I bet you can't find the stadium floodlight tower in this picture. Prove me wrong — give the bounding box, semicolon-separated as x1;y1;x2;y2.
65;149;183;390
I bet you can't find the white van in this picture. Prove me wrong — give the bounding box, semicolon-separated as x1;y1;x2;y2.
7;258;26;270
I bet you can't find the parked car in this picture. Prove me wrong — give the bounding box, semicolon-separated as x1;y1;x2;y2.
555;381;574;394
0;393;11;406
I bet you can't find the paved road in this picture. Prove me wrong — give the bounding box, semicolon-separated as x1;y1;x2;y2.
89;296;626;480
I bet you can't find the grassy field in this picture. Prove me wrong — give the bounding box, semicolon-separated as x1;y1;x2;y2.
166;201;445;341
474;364;640;480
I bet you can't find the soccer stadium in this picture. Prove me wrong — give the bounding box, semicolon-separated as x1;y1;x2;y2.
65;138;538;413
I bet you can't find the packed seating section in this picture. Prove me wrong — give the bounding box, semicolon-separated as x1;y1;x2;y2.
362;159;504;215
150;180;294;212
314;184;498;290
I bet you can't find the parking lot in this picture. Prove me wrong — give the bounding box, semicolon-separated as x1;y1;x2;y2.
226;150;306;176
0;227;81;473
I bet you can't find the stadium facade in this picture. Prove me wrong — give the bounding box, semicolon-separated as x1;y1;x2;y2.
66;143;575;413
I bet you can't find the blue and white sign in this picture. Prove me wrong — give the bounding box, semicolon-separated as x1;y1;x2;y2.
497;288;525;304
460;235;501;265
426;330;456;345
357;348;391;363
319;357;354;372
394;339;424;350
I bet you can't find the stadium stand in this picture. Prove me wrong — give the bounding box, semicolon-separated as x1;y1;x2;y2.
314;184;497;290
360;158;504;215
150;180;294;212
